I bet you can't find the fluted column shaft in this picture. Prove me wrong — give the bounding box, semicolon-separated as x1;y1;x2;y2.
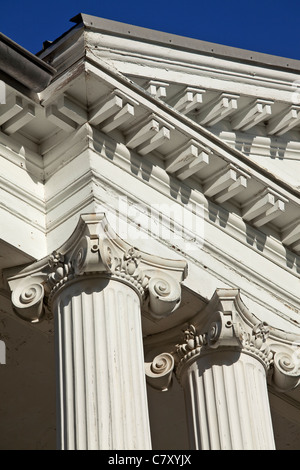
181;349;275;450
146;289;300;451
6;213;187;450
53;276;151;450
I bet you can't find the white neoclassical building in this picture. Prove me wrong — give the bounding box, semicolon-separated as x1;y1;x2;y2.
1;13;300;450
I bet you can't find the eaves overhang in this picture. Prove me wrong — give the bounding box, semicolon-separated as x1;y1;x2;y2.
0;33;56;95
35;54;300;257
82;51;300;203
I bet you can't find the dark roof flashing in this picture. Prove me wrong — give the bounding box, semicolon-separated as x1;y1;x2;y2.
2;12;299;97
0;33;56;94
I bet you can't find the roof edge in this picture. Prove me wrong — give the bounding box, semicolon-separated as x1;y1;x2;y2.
0;33;56;93
71;13;300;73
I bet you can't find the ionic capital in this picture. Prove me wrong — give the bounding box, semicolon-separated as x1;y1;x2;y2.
174;319;273;379
6;213;187;323
145;289;300;394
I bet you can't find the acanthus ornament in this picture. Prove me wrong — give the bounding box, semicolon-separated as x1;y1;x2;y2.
238;321;273;369
110;247;148;297
46;251;74;303
174;322;222;378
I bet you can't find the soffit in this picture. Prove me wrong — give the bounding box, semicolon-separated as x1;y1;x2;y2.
76;23;300;193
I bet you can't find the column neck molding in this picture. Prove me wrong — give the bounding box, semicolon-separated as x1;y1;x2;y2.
6;212;187;324
145;289;300;394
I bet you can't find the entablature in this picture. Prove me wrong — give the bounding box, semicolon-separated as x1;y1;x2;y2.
42;59;300;257
1;50;300;261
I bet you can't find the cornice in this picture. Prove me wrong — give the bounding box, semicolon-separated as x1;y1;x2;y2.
0;129;42;177
36;24;85;77
2;40;300;287
72;14;300;76
218;129;300;168
5;44;300;204
0;174;44;213
82;58;300;202
87;128;300;279
85;35;300;93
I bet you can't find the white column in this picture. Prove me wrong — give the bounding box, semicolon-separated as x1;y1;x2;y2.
54;276;151;450
172;291;277;450
145;289;300;451
180;350;275;450
7;213;187;451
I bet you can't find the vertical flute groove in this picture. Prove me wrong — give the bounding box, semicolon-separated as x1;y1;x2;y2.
247;362;260;448
182;352;275;450
197;372;209;449
185;368;199;449
213;364;232;449
64;297;76;449
95;288;111;449
73;294;87;449
131;292;151;448
203;365;220;449
124;292;136;447
106;286;122;448
115;288;127;448
224;362;243;449
236;359;253;448
82;291;98;449
189;370;199;449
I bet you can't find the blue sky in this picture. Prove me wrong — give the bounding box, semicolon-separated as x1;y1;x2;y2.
1;0;300;60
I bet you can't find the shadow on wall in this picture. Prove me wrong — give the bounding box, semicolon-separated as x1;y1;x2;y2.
92;127;300;278
207;200;229;229
285;247;300;274
233;130;288;161
245;225;267;252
